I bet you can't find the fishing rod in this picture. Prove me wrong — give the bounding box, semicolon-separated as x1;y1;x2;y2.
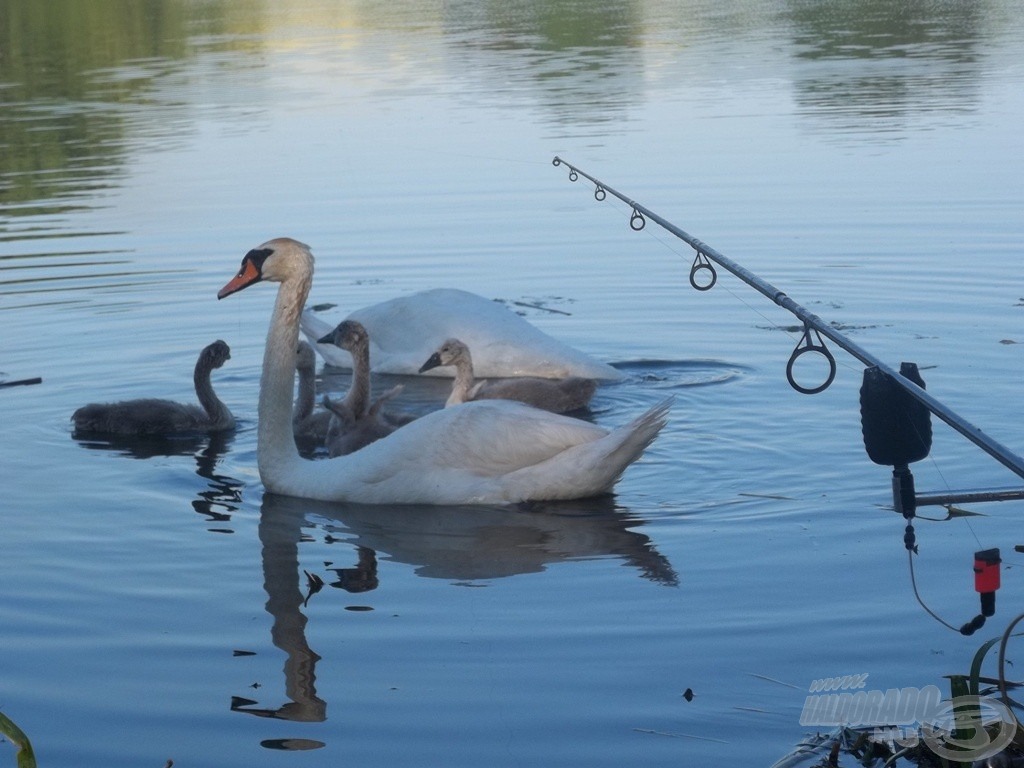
554;156;1024;635
552;156;1024;491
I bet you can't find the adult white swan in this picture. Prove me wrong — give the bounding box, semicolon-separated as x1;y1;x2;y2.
299;292;624;380
218;237;669;505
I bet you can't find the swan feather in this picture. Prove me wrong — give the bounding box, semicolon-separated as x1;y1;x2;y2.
218;238;667;505
299;289;624;380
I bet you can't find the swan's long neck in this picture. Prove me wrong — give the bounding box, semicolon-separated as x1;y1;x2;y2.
195;356;232;427
448;351;476;407
260;269;311;481
343;341;371;417
294;365;315;422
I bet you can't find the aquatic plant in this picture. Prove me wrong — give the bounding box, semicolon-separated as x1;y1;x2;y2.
0;711;36;768
771;613;1024;767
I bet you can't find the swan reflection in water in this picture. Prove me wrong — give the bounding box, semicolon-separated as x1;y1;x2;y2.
72;431;243;527
190;432;244;527
231;491;679;727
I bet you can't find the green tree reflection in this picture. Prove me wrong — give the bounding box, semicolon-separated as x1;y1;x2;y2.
0;0;230;210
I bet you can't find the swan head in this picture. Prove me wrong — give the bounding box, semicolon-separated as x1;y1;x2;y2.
418;338;470;373
201;339;232;369
296;341;316;373
217;237;313;299
316;319;368;354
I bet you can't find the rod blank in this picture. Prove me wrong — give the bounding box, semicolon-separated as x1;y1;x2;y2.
553;156;1024;481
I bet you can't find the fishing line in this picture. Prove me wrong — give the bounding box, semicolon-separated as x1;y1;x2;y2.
907;550;961;633
898;401;985;548
551;154;1024;479
593;192;833;389
552;156;1023;634
606;192;869;386
632;203;993;631
601;192;802;342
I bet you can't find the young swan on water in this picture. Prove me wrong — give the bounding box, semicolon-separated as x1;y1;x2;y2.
317;319;410;456
216;237;670;505
321;387;406;457
292;341;332;443
72;340;235;436
419;337;597;414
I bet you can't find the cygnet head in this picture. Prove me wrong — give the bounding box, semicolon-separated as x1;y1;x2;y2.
202;339;232;369
419;338;470;373
217;237;312;298
317;320;368;354
296;340;316;373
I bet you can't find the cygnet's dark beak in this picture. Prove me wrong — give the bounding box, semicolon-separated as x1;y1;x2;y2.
317;332;335;345
418;352;442;373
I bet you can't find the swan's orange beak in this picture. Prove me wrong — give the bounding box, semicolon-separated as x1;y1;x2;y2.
217;258;262;299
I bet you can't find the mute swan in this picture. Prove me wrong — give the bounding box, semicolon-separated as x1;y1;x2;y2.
315;319;408;456
292;341;332;442
217;237;670;505
317;319;415;428
420;337;597;413
322;387;404;457
299;291;625;381
72;340;235;435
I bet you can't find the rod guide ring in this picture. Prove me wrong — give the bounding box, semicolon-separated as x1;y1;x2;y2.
786;326;836;394
689;251;717;291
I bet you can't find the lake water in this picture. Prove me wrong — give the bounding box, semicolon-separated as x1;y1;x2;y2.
2;1;1024;765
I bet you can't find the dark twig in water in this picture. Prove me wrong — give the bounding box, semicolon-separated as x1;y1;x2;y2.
511;300;571;316
0;377;42;388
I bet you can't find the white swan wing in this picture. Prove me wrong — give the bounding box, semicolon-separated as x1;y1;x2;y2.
430;400;610;474
300;288;623;380
331;400;601;478
291;398;669;505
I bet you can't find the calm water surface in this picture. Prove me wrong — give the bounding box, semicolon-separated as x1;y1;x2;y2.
2;1;1024;765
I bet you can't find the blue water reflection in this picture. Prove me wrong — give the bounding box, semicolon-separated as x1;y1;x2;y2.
2;1;1023;766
